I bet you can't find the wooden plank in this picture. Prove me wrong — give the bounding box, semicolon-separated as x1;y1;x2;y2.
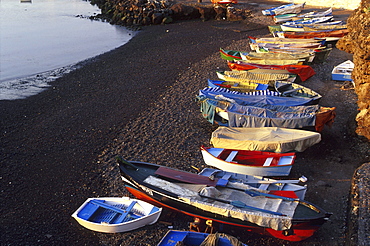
263;157;274;166
154;166;218;186
225;151;238;162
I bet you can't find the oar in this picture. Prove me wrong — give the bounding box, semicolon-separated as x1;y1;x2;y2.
199;193;286;216
116;156;139;171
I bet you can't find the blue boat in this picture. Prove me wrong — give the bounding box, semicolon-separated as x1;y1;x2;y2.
157;230;247;246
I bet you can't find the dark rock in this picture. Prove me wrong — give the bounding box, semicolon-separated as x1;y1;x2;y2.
169;3;200;20
152;12;165;25
196;6;216;21
214;5;226;20
337;0;370;140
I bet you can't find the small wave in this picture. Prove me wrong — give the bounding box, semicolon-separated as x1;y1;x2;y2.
0;65;80;100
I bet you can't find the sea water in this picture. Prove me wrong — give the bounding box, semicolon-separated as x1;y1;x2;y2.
0;0;135;100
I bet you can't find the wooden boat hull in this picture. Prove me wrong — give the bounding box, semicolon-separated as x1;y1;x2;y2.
262;3;305;16
227;61;315;82
210;127;321;153
207;79;269;93
278;29;349;39
274;81;322;103
220;48;243;61
198;167;307;200
241;51;314;64
71;197;162;233
117;160;331;242
157;230;247;246
216;70;297;85
200;146;295;176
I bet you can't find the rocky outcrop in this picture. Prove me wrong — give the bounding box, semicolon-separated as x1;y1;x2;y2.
336;0;370;140
89;0;252;26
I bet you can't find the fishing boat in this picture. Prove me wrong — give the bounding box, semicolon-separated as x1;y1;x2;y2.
273;13;298;23
227;61;315;82
220;48;243;61
216;70;297;85
157;230;247;246
198;87;320;107
331;60;354;81
281;21;345;32
276;29;349;40
117;157;332;242
262;3;305;16
198;94;335;131
274;81;322;102
297;7;332;18
198;167;308;200
250;41;323;52
284;16;334;26
248;36;325;45
210;126;321;153
207;79;269;93
240;51;314;65
71;197;162;233
200;146;296;176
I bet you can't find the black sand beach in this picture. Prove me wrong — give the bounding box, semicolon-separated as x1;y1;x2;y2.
1;3;368;246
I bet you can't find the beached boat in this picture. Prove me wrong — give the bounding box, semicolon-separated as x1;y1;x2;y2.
227;61;315;82
220;48;243;61
297;7;332;18
200;146;296;176
281;21;345;32
198;94;335;131
274;81;322;102
249;36;325;45
216;70;297;85
198;167;308;200
331;60;354;82
71;197;162;233
157;230;247;246
210;126;321;153
250;42;323;52
207;79;269;93
198;87;320;107
240;51;314;65
117;157;331;242
284;16;334;26
273;13;298;23
277;29;349;40
262;3;305;16
260;47;332;64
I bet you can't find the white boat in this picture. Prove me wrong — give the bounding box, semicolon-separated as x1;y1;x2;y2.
332;60;354;82
210;127;321;153
262;3;305;16
71;197;162;233
297;8;332;18
200;146;296;176
198;167;308;199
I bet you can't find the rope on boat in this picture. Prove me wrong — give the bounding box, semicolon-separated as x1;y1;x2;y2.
200;232;244;246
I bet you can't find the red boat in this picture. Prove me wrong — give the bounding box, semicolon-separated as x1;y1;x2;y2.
279;29;349;39
227;60;315;82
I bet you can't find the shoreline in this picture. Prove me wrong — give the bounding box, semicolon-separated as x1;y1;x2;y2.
0;18;261;245
2;3;367;246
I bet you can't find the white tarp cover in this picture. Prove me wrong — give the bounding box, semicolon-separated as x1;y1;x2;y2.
144;176;297;231
211;127;321;153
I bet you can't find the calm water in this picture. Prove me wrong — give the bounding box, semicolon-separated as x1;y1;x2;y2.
0;0;135;100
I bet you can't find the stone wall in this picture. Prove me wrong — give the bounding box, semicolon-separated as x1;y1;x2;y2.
336;0;370;140
272;0;361;10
